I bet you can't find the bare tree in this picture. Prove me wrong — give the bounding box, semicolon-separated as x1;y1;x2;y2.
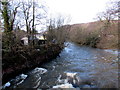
96;0;119;37
46;15;71;45
21;0;47;46
21;1;32;45
0;0;20;49
96;0;119;24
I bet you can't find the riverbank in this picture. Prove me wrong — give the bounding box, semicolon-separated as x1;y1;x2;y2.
2;43;63;85
3;42;118;89
75;42;119;49
68;20;119;49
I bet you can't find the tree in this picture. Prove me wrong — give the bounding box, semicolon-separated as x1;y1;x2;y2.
21;0;47;46
0;0;20;49
96;0;119;24
21;0;32;46
96;0;119;37
46;15;71;44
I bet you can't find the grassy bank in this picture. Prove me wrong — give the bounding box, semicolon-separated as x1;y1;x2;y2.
2;43;63;84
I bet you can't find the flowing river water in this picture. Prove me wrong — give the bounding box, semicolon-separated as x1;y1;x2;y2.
2;42;119;89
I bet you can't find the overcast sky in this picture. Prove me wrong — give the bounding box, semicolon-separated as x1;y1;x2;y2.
44;0;111;24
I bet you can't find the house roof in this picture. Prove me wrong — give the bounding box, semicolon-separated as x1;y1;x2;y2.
21;35;46;40
21;37;28;40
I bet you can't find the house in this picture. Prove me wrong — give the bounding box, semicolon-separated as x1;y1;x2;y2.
21;34;47;45
36;34;47;45
21;37;28;45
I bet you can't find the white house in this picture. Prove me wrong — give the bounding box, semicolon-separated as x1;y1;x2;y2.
21;37;28;45
36;34;46;40
21;34;46;45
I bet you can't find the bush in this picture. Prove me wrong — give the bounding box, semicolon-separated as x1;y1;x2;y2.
85;33;100;48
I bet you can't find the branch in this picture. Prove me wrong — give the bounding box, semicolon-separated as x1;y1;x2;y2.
0;1;3;14
28;19;33;26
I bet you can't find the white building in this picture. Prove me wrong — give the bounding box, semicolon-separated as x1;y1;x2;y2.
21;34;46;45
21;37;28;45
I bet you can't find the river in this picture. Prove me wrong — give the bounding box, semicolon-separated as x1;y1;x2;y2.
2;42;119;89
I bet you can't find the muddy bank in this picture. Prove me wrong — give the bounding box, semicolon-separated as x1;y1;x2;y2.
2;44;63;84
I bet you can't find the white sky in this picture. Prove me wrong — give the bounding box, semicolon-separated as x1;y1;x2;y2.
44;0;111;24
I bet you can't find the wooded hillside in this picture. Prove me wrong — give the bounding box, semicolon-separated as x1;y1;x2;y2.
68;20;119;49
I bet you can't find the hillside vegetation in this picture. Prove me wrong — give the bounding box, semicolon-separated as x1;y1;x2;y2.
68;20;119;49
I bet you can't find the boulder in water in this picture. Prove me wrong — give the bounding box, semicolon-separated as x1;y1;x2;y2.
65;72;81;85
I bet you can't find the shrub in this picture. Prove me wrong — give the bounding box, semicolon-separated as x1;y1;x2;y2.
85;33;100;48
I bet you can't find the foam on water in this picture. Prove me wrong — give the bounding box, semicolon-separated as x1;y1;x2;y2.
16;80;24;86
104;49;118;55
20;74;28;79
57;75;62;82
53;83;74;88
56;72;81;88
65;72;81;84
65;48;72;53
65;72;77;78
3;68;47;89
13;74;28;87
2;82;11;89
2;74;28;89
32;67;47;74
33;77;41;88
57;75;68;84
